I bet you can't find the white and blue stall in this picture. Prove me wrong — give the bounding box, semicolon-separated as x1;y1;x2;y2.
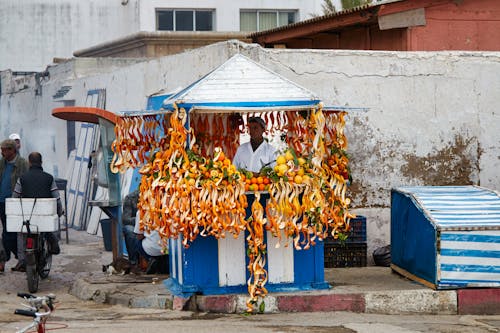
162;54;329;296
391;186;500;289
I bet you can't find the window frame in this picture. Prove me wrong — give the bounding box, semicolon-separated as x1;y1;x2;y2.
240;9;297;32
156;8;215;32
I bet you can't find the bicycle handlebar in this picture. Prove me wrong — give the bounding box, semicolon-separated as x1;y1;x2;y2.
17;293;36;299
14;309;36;318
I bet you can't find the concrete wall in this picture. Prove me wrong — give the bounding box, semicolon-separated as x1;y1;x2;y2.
1;41;498;263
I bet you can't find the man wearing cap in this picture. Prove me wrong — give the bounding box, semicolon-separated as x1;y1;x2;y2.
233;116;277;175
8;133;21;155
0;139;28;273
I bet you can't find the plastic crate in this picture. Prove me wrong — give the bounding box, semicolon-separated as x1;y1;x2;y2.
326;215;366;243
324;242;367;268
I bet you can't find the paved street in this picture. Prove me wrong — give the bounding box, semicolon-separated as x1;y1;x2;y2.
0;229;498;333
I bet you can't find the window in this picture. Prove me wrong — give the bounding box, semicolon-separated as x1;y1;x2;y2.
156;9;214;31
240;10;296;32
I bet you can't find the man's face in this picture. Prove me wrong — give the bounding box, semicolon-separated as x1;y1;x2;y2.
14;139;20;151
1;146;16;161
248;122;264;141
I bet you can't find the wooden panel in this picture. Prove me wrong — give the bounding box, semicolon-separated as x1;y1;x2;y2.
267;230;294;283
218;236;246;286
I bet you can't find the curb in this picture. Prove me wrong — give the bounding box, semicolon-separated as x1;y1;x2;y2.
70;278;500;314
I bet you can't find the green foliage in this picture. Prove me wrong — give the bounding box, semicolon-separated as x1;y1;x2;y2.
259;301;266;313
322;0;337;15
341;0;372;10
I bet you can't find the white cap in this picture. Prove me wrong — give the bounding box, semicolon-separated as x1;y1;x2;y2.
9;133;20;141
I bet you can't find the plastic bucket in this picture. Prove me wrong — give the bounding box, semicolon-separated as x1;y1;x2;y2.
100;219;112;252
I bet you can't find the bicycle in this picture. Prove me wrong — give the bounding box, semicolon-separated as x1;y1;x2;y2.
18;198;54;293
13;292;56;333
22;223;53;293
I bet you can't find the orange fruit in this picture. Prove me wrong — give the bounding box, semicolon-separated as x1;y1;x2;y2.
258;183;265;191
257;176;263;184
294;175;303;184
245;183;250;192
251;177;258;184
245;178;252;185
223;158;231;167
263;177;270;185
217;151;225;162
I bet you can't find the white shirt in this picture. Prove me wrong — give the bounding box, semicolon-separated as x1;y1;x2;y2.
134;214;164;257
233;140;277;173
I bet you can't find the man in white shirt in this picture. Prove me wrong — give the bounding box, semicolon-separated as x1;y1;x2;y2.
232;116;277;175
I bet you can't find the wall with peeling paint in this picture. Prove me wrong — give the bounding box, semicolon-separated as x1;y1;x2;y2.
1;41;498;264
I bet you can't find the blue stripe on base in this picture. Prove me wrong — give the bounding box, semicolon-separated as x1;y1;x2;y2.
440;264;500;273
440;249;500;258
441;233;500;243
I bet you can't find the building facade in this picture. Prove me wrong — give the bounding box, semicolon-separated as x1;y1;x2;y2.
0;0;334;72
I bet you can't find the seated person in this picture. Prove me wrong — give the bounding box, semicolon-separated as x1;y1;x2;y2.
133;214;169;274
122;189;140;267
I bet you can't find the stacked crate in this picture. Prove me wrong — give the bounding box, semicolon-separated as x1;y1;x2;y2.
324;215;367;268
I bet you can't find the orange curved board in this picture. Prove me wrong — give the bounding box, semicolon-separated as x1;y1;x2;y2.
52;106;119;124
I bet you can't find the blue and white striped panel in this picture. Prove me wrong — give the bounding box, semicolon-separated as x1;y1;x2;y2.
439;230;500;287
403;186;500;229
169;237;182;284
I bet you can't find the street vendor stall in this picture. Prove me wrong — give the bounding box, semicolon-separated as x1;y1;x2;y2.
53;54;355;312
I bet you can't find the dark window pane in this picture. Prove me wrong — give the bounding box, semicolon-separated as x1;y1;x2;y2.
67;121;75;157
176;10;193;31
196;11;213;31
157;10;173;31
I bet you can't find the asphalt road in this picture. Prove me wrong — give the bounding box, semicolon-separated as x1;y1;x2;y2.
0;229;498;333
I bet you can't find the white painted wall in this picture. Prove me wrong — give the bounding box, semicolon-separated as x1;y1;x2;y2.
2;41;498;264
139;0;328;32
0;0;338;72
0;0;140;72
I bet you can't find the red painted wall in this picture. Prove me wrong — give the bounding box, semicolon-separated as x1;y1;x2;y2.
408;0;500;50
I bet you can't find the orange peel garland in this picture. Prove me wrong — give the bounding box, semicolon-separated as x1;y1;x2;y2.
108;103;353;310
262;106;354;251
246;191;268;312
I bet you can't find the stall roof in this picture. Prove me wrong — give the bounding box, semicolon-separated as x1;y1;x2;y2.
52;106;118;124
161;53;321;112
395;186;500;230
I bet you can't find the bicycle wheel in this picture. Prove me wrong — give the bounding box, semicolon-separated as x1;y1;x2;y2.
26;262;39;293
38;236;52;279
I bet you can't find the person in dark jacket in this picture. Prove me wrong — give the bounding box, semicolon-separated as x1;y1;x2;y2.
122;189;140;267
11;152;62;272
0;139;28;273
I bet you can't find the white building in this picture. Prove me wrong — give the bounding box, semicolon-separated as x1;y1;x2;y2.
0;0;337;72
